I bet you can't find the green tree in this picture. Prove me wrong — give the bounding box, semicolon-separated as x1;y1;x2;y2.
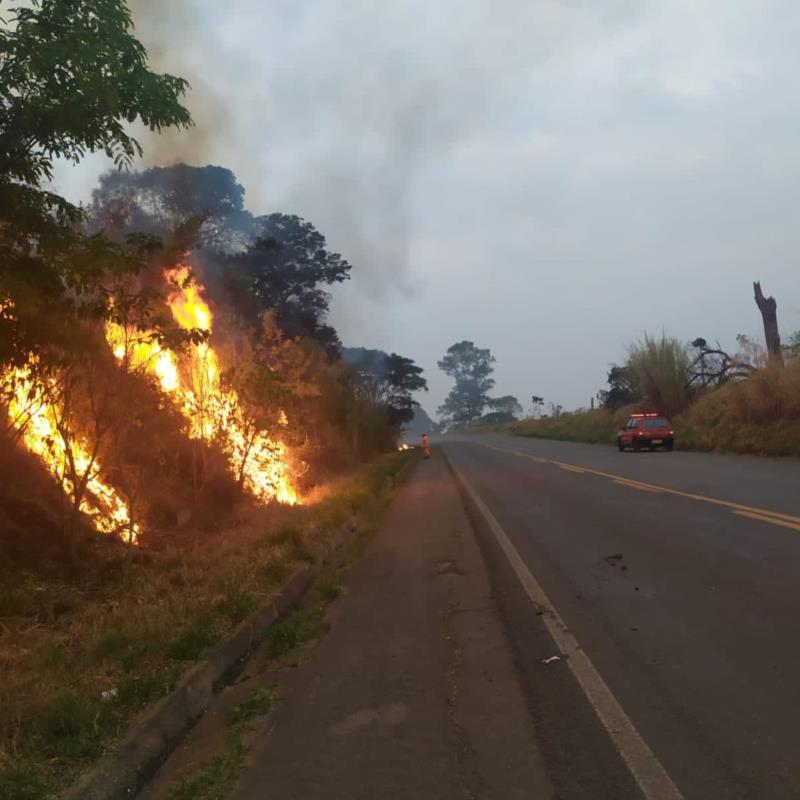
598;365;639;410
487;395;522;419
0;0;192;365
224;214;351;355
437;341;495;426
345;347;428;427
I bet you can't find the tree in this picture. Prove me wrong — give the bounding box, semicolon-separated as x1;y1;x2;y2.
530;395;545;417
437;341;495;426
598;365;639;410
487;395;523;419
753;281;784;366
90;164;251;249
224;214;351;354
91;166;352;355
685;337;754;389
344;347;428;427
0;0;192;366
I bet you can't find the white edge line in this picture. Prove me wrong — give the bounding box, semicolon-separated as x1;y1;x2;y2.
451;462;685;800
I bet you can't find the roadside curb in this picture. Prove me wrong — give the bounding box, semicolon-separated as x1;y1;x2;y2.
62;565;318;800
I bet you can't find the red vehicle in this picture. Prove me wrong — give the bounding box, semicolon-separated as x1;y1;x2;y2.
617;412;674;452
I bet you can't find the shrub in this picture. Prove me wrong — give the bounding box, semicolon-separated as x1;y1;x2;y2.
627;333;690;417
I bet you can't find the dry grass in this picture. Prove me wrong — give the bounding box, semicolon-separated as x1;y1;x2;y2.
0;451;413;800
679;362;800;456
505;408;630;445
502;361;800;458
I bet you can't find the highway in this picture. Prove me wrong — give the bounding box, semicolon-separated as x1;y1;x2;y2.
441;435;800;800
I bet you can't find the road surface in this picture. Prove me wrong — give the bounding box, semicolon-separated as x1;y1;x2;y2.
441;434;800;800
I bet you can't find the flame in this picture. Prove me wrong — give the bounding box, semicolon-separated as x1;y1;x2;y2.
106;265;299;505
3;363;139;543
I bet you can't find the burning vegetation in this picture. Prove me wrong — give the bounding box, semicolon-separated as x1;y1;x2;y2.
106;264;300;509
0;0;429;563
1;161;427;554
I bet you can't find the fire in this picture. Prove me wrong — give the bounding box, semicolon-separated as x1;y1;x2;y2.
3;364;140;543
106;265;299;505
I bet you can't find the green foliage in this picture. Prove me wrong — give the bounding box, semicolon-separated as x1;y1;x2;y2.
599;365;639;410
487;395;523;419
0;0;192;370
437;340;496;426
344;347;428;436
228;688;279;726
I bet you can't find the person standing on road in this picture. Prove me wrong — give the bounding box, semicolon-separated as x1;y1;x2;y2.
422;433;431;459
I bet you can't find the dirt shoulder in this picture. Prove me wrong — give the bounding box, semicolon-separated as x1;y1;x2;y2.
151;449;554;800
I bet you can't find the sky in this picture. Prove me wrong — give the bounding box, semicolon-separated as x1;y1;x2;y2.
52;0;800;418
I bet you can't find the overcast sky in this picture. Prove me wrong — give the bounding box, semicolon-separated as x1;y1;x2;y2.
53;0;800;418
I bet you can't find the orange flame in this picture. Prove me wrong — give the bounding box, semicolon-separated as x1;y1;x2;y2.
3;364;140;543
106;265;300;505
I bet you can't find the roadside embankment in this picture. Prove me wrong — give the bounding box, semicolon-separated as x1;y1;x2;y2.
0;451;414;800
503;370;800;458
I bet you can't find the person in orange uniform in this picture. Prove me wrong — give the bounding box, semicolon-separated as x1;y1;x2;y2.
421;433;431;459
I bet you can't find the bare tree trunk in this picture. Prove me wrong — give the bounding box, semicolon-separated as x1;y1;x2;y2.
754;281;784;365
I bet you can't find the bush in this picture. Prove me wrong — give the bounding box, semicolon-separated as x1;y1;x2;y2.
627;333;690;417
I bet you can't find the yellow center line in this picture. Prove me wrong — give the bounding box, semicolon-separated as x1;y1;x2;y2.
612;479;664;494
559;464;586;474
733;510;800;533
480;442;800;527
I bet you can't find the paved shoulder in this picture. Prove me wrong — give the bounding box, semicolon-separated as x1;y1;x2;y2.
231;451;554;800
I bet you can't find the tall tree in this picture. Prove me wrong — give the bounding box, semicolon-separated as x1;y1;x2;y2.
344;347;428;427
90;164;252;249
0;0;192;366
437;340;495;426
91;166;352;355
224;214;351;354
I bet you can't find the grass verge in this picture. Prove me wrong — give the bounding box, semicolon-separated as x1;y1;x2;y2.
501;378;800;458
0;450;415;800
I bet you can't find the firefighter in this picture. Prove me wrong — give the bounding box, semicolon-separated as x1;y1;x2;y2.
421;432;431;459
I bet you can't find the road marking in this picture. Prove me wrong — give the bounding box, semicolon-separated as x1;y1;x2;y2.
559;464;586;474
450;462;685;800
482;443;800;528
613;478;664;494
733;510;800;532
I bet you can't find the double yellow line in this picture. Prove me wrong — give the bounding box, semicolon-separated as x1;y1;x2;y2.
480;444;800;532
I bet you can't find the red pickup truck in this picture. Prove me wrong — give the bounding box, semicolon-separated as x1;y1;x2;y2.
617;413;674;452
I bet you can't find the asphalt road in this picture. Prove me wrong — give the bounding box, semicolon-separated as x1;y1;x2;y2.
441;434;800;800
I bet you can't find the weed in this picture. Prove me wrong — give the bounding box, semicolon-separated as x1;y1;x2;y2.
317;575;343;602
166;734;246;800
33;690;104;761
216;586;256;626
168;626;217;661
261;560;291;586
0;764;47;800
228;687;279;726
269;526;314;563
